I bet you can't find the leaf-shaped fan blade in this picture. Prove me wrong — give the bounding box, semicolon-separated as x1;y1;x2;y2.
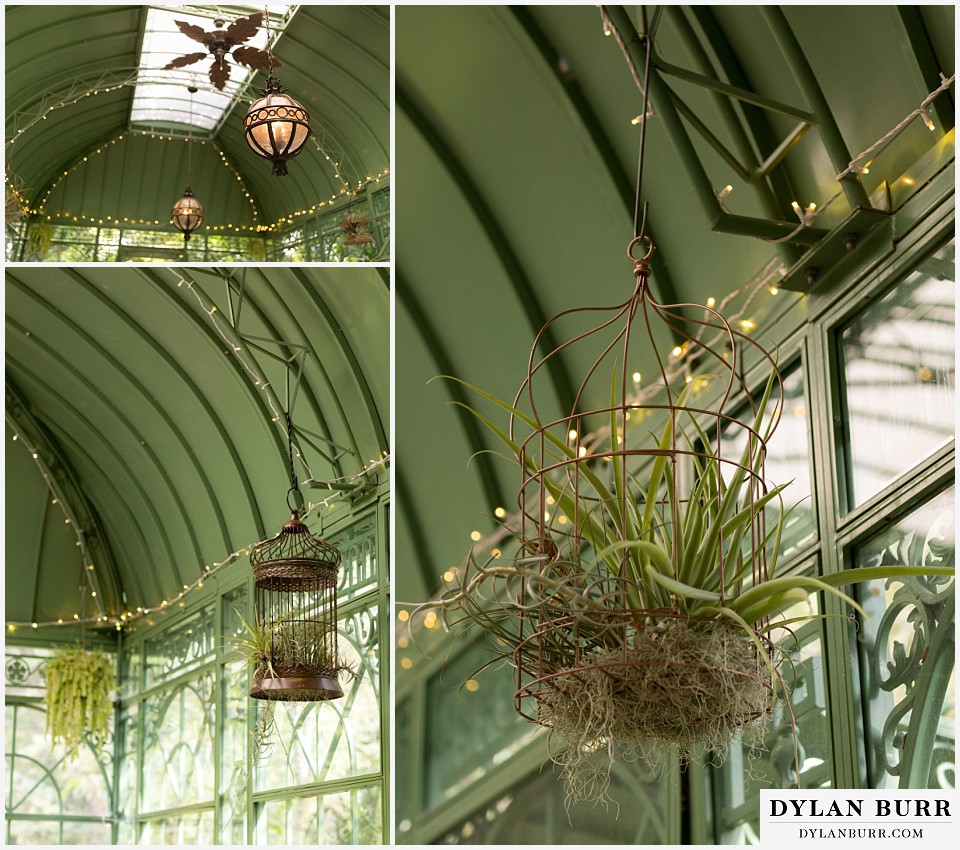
232;46;280;70
209;59;231;91
224;12;261;46
163;52;207;70
174;20;214;46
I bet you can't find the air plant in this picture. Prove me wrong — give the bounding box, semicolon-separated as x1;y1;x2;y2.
227;610;357;758
416;365;953;807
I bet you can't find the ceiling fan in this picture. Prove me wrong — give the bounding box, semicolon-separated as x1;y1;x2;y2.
162;12;281;90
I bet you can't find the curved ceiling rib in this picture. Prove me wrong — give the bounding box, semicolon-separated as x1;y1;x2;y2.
7;316;203;575
509;6;686;322
5;380;125;619
395;4;955;607
5;5;389;235
397;82;577;416
6;356;179;590
297;270;388;454
9;275;233;553
6;266;389;629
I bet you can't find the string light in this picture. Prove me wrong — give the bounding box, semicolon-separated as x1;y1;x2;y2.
6;285;389;633
10;166;390;236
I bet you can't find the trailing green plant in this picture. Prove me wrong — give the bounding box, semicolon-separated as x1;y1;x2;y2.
25;221;52;260
418;367;954;807
43;646;115;760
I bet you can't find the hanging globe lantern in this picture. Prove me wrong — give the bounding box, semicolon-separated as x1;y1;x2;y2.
171;185;204;243
243;74;311;176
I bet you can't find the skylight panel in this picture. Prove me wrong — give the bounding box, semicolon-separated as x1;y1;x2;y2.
130;5;289;134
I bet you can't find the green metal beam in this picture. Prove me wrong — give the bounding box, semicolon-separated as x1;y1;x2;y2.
6;369;154;607
897;6;954;133
760;6;871;210
397;267;510;596
6;272;233;554
5;376;130;618
73;267;268;541
604;6;827;246
295;269;389;456
7;313;205;574
6;353;182;595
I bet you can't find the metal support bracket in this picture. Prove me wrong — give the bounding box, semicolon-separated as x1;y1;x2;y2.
778;200;893;293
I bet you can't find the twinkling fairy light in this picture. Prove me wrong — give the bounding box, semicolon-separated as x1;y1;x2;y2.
7;279;389;633
5;430;388;634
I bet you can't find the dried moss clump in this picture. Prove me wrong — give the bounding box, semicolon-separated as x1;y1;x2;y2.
537;620;772;807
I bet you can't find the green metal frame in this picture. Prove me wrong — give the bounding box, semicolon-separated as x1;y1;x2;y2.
5;478;388;846
8;183;390;264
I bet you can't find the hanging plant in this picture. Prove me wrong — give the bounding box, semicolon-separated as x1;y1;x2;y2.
416;237;955;808
25;221;52;260
228;609;357;759
339;211;373;246
43;646;115;760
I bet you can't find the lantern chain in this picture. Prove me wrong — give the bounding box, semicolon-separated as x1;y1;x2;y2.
187;85;196;185
264;5;274;76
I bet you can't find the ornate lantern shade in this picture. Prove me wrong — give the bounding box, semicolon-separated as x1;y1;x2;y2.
243;75;311;176
171;186;204;242
249;510;343;701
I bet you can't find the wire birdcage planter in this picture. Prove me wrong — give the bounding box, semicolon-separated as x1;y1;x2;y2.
249;505;344;702
503;233;786;765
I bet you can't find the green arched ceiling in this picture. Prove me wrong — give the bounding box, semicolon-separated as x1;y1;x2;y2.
5;266;389;628
5;5;389;230
395;5;955;605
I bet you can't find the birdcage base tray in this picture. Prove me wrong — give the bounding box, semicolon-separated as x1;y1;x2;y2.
250;674;344;701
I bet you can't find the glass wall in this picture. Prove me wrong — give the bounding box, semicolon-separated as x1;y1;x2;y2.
7;186;390;264
5;493;388;846
4;645;116;844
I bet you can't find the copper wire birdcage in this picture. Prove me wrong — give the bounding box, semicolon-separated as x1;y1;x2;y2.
505;234;785;742
249;505;344;702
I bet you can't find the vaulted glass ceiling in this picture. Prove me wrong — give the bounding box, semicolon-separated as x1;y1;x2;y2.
129;4;291;135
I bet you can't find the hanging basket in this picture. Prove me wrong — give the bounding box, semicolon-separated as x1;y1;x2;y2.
249;510;344;701
506;236;785;750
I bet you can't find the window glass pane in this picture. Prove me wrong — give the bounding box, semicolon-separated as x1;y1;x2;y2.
5;656;114;845
256;785;382;844
853;487;955;789
721;363;816;561
424;640;535;809
141;670;216;812
435;760;670;844
117;703;139;843
139;810;214;845
255;603;381;790
144;605;215;687
7;820;112;844
333;516;379;601
839;240;954;508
